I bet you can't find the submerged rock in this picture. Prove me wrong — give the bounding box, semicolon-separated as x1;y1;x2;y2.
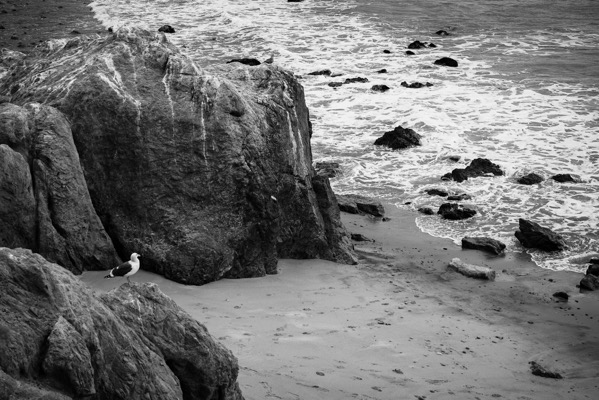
308;69;332;76
447;193;471;201
551;173;577;183
2;27;356;284
434;57;458;67
158;25;176;33
518;173;544;185
344;77;369;84
462;237;506;255
371;84;391;92
408;40;429;49
442;158;504;182
436;30;450;36
0;247;244;399
448;258;496;280
376;68;388;73
514;219;567;252
438;203;477;220
374;125;422;150
227;57;261;66
401;81;433;88
425;188;449;197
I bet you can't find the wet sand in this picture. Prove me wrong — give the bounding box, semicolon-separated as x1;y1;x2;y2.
81;205;599;400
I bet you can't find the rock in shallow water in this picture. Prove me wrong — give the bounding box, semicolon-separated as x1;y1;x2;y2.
374;125;422;150
514;219;567;252
438;203;477;220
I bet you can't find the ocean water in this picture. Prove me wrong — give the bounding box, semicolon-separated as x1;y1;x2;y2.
89;0;599;272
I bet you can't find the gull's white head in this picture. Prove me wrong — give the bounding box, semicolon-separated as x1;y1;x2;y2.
131;253;141;261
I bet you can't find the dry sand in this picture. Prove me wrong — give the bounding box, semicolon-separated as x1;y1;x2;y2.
81;205;599;400
3;2;598;398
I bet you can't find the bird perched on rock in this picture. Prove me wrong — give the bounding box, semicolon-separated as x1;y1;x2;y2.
264;54;274;64
104;253;141;285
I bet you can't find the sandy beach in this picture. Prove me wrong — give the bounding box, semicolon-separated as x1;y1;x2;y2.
81;205;599;400
3;2;598;399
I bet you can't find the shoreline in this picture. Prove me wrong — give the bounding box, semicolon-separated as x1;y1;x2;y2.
81;203;599;400
0;0;106;53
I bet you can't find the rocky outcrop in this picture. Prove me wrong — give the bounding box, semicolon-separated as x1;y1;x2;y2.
442;158;504;182
0;247;244;400
0;103;119;274
337;194;385;217
518;173;544;185
374;125;422;150
514;219;567;252
434;57;458;67
461;237;506;255
551;173;577;183
438;203;476;220
448;258;496;280
1;27;356;284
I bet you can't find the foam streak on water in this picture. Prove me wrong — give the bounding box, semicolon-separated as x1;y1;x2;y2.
89;0;599;272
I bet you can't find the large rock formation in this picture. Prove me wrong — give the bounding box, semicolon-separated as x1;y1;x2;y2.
0;103;119;273
0;27;356;284
514;219;567;252
0;247;244;400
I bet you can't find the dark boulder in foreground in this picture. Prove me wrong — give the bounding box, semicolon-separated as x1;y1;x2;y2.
2;27;356;283
372;84;391;92
337;194;385;217
514;219;566;252
434;57;458;67
551;173;577;183
0;247;244;400
401;81;433;88
529;361;563;379
374;125;422;150
462;237;506;255
158;25;176;33
580;274;599;291
442;158;504;182
438;203;476;220
227;58;261;66
518;173;544;185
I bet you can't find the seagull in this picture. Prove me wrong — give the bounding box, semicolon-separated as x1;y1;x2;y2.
104;253;141;285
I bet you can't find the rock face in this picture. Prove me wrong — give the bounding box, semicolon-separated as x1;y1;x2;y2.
0;247;244;400
448;258;496;280
0;103;119;274
438;203;477;220
442;158;504;182
2;27;356;284
374;125;422;150
514;219;567;251
461;237;506;255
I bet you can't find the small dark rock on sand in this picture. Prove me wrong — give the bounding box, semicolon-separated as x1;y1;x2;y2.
438;203;476;220
371;84;390;92
434;57;458;67
518;173;544;185
552;292;569;301
514;219;567;252
158;25;176;33
374;125;422;150
529;361;563;379
580;274;599;291
462;237;506;255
